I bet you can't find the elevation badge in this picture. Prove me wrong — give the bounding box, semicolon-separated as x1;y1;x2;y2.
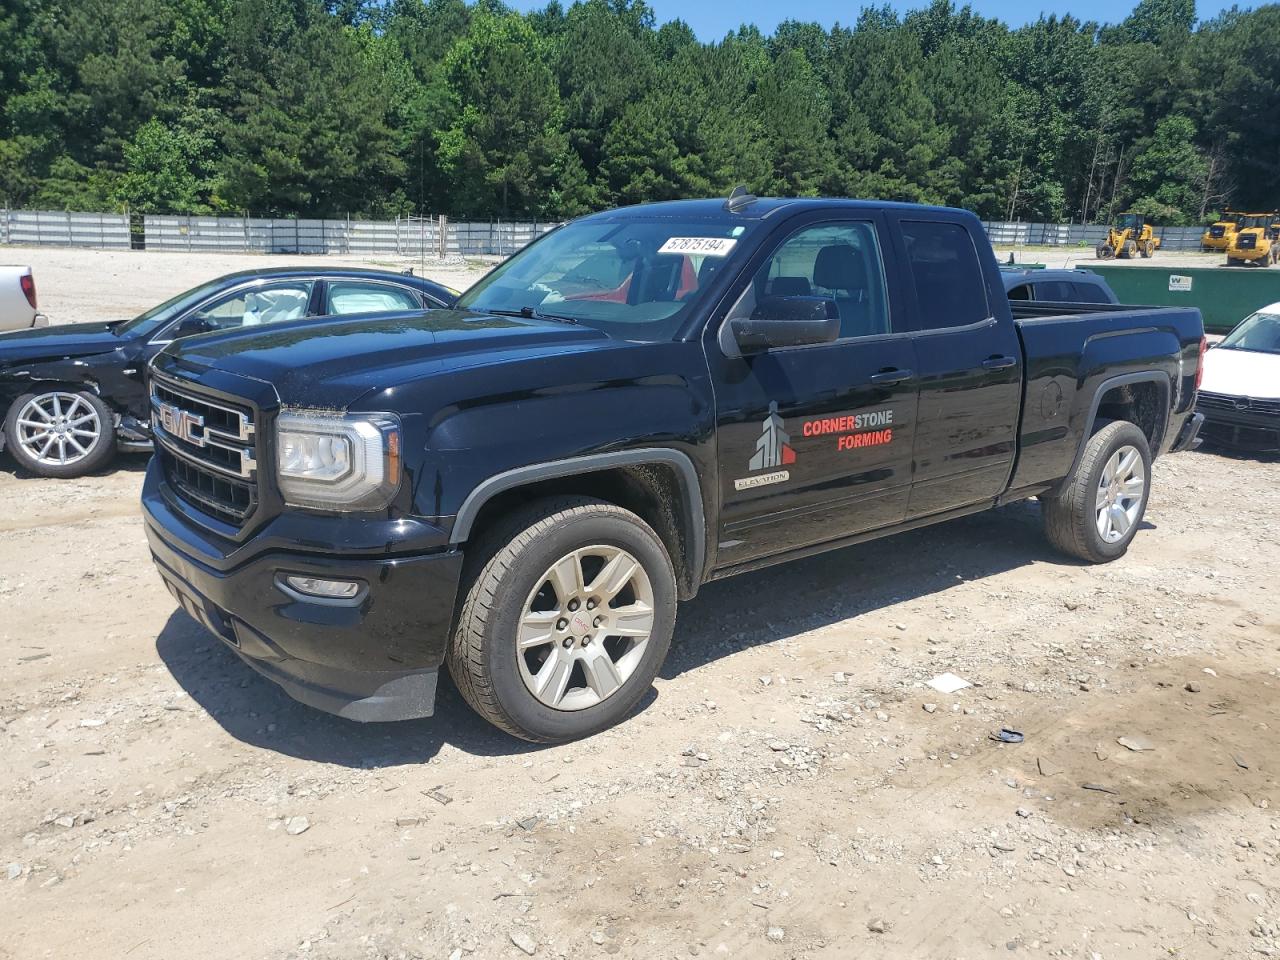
735;401;795;491
749;401;796;471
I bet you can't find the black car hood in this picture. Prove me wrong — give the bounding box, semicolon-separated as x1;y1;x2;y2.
0;320;128;364
159;309;618;408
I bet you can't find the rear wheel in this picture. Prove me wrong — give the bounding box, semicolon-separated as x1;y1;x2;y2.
1141;240;1155;258
1042;420;1152;564
447;497;677;743
1123;239;1138;259
3;389;116;478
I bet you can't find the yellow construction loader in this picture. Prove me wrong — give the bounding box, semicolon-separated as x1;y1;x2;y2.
1096;212;1161;259
1200;210;1242;252
1225;212;1280;266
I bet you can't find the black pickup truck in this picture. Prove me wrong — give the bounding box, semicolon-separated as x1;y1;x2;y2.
142;196;1205;743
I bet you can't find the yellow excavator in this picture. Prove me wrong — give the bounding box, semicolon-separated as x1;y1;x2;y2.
1225;211;1280;266
1201;210;1243;252
1096;212;1161;259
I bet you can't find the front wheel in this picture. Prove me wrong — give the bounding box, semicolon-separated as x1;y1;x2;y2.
448;497;677;743
3;389;116;478
1042;420;1152;563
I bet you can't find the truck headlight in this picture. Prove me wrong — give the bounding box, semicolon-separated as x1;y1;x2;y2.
276;411;401;511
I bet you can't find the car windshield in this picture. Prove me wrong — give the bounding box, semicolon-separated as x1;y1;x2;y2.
1219;311;1280;354
455;217;756;341
113;278;228;337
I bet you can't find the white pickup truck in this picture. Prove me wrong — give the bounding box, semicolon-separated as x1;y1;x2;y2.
0;266;47;332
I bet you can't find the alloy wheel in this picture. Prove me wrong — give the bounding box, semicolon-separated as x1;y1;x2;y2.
1095;444;1145;544
516;545;656;711
14;392;102;467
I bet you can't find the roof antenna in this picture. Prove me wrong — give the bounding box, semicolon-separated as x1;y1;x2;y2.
725;185;757;213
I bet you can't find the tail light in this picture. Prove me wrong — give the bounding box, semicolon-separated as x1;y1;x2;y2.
1195;335;1207;391
20;273;36;310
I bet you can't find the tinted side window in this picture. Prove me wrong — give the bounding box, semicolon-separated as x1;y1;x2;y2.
901;220;990;329
1033;280;1075;302
1007;283;1032;301
731;221;891;339
1069;281;1110;304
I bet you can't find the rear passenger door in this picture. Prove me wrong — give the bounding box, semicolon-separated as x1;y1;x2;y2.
890;217;1022;518
708;216;920;568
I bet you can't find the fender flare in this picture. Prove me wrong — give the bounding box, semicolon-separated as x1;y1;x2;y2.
449;448;707;592
1060;371;1171;490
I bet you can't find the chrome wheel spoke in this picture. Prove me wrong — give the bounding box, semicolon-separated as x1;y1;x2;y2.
610;603;654;637
582;650;624;700
589;550;640;601
517;609;559;649
547;552;584;603
534;649;574;705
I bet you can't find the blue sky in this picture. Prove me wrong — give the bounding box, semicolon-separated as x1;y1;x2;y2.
508;0;1252;35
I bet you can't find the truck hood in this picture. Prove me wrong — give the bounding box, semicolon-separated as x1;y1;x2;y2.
161;309;617;407
1201;346;1280;399
0;320;126;364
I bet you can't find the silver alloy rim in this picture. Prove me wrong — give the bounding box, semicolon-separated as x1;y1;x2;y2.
517;544;655;711
1095;445;1145;544
14;392;102;467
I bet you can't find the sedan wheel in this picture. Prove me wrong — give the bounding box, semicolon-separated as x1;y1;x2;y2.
4;389;116;478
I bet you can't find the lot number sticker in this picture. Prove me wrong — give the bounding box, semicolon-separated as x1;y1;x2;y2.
659;237;738;256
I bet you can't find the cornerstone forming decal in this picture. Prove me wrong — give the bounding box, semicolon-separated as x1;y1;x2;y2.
734;402;897;492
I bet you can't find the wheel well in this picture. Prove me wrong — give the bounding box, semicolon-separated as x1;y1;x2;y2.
1094;380;1166;450
463;465;700;599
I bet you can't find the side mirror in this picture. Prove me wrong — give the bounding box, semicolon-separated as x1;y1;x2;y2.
726;296;840;355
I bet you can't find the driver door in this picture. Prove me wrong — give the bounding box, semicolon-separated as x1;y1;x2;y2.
706;216;920;570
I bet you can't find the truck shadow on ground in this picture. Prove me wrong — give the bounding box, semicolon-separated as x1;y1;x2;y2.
155;499;1134;766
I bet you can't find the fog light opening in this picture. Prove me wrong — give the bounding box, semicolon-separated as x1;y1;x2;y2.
280;574;365;605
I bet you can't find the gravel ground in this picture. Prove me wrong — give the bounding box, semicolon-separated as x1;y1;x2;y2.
0;249;1277;960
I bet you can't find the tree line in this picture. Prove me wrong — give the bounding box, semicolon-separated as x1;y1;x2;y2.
2;0;1278;225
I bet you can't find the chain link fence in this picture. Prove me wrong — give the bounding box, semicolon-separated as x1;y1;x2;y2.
1;207;1211;256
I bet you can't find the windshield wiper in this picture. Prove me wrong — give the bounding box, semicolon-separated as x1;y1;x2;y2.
484;306;581;325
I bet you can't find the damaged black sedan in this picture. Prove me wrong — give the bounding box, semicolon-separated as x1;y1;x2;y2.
0;267;457;477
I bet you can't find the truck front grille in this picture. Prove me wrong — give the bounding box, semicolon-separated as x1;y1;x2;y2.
151;374;259;528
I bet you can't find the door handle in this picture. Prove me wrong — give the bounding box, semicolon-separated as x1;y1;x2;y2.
869;368;914;385
982;356;1017;370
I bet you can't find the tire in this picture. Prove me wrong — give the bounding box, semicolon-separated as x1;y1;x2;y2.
3;389;116;478
1042;420;1152;564
447;496;677;743
1124;239;1138;259
1141;240;1154;258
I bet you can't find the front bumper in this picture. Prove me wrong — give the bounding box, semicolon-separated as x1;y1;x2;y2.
1197;405;1280;452
143;460;465;721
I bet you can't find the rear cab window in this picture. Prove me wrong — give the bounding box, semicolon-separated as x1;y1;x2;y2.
901;220;991;330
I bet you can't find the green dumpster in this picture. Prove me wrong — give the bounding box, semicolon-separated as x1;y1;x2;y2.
1089;265;1280;335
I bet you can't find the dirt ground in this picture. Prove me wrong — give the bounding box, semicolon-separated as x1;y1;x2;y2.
0;248;1278;960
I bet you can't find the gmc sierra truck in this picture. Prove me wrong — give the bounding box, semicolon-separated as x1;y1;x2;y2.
142;195;1205;743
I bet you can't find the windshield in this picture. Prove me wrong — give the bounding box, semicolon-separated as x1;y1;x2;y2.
1220;311;1280;354
456;217;756;341
1116;214;1142;230
1238;216;1269;230
113;278;227;337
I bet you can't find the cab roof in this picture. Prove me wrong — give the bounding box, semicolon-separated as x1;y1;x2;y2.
577;197;975;223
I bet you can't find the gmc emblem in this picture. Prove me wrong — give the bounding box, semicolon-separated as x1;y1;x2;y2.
157;402;206;446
